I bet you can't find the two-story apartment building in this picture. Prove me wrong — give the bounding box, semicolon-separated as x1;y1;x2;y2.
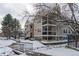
24;12;74;41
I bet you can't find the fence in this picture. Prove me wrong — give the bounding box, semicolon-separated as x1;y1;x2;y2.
67;34;79;48
11;42;33;52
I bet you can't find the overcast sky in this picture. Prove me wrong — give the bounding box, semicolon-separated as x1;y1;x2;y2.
0;3;79;31
0;3;35;30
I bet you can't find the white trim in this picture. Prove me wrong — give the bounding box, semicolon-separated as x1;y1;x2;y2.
34;35;67;37
42;24;56;26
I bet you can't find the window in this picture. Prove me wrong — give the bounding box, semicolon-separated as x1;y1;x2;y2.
69;30;70;33
64;37;67;40
65;29;67;33
48;32;56;35
42;21;47;25
30;25;32;28
63;29;65;33
42;26;47;31
63;29;67;33
42;32;47;35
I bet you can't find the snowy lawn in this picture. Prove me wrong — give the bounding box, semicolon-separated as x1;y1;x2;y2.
0;39;16;56
20;40;46;50
0;37;8;40
0;40;16;47
0;37;15;40
0;47;15;56
34;46;79;56
19;40;79;56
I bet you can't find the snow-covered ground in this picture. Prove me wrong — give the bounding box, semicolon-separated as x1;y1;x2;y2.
20;40;79;56
0;39;16;56
48;44;67;48
0;39;79;56
0;37;15;40
0;47;15;56
0;40;16;47
0;37;7;40
34;47;79;56
20;40;46;50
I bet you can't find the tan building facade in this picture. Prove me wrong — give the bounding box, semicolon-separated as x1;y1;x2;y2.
25;15;73;40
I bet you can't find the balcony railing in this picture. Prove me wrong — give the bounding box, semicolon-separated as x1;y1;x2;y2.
42;21;47;25
42;32;56;35
42;32;47;35
42;20;56;25
48;20;56;24
48;32;56;35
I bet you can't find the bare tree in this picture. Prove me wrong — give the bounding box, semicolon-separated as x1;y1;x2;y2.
67;3;79;48
23;3;79;32
68;3;79;29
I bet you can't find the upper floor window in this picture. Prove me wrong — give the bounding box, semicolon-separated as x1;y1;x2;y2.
69;30;71;33
42;26;47;31
63;29;65;33
65;29;67;33
63;29;67;33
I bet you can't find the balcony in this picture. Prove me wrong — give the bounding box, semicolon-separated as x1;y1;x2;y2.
48;32;56;35
42;20;47;25
42;26;47;31
42;31;56;35
48;26;56;31
42;20;56;26
42;32;47;35
48;20;56;24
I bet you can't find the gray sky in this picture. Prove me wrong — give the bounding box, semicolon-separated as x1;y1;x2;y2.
0;3;79;31
0;3;35;30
